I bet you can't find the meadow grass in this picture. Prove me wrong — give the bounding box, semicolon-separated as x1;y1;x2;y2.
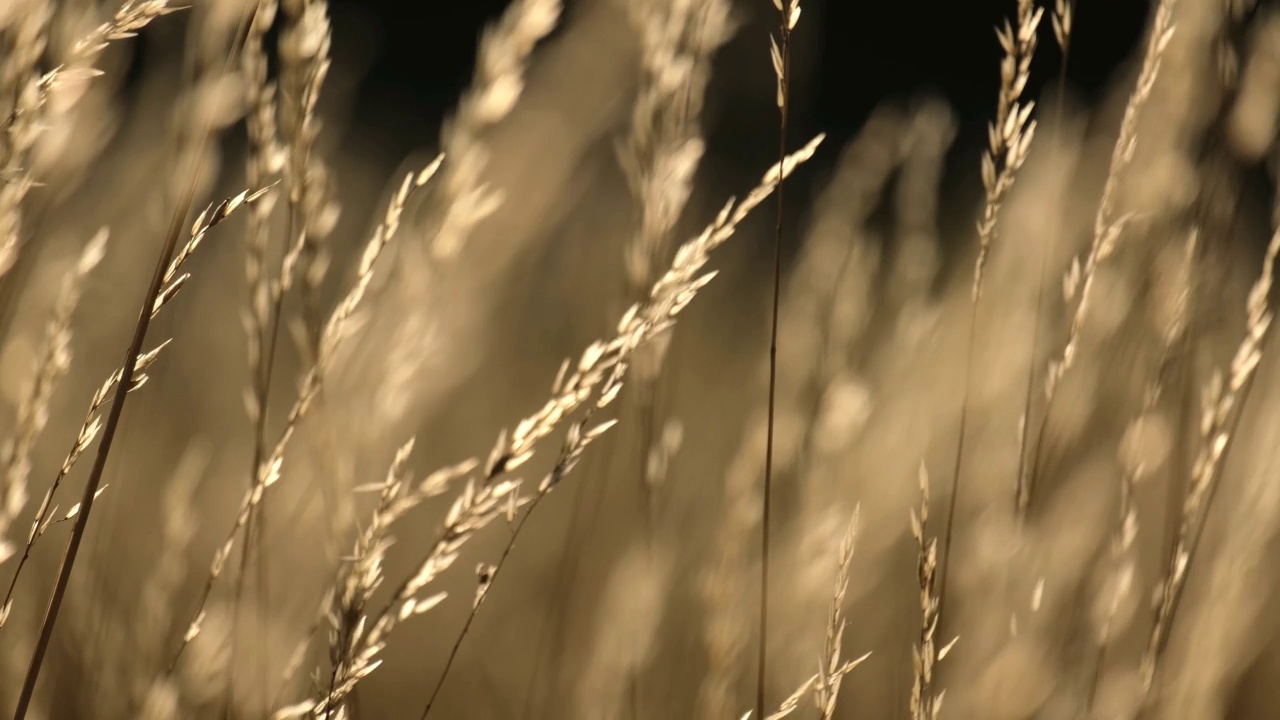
2;0;1280;718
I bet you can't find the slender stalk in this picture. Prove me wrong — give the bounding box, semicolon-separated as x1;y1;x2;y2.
12;133;202;720
759;0;795;713
1015;0;1072;517
1033;0;1179;511
1140;209;1279;703
938;0;1042;633
12;8;260;713
936;316;977;616
420;491;543;720
229;2;284;712
227;164;294;716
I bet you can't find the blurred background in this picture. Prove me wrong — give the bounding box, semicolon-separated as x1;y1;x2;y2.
2;0;1280;719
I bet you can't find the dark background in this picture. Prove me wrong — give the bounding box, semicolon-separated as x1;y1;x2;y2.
337;0;1152;150
319;0;1157;257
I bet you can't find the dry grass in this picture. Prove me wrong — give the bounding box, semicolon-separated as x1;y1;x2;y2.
4;0;1280;718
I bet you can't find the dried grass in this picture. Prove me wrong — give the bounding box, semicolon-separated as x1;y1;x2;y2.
4;1;1280;719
